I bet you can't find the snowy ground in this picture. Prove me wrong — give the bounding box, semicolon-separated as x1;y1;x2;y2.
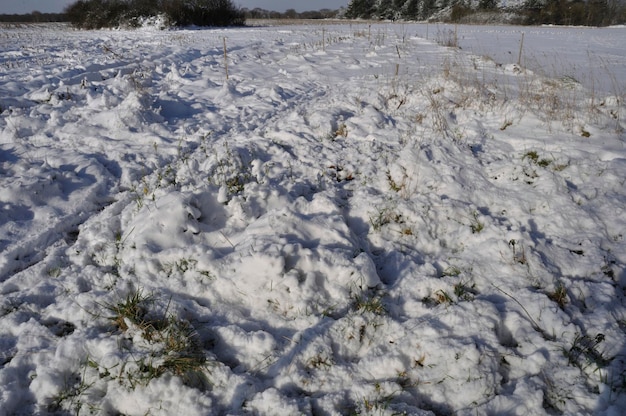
1;22;625;415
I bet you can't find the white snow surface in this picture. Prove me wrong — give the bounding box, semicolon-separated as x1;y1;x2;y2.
1;22;625;415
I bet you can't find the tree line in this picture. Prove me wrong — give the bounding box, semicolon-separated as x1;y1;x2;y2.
0;12;66;23
0;0;246;27
3;0;623;26
242;8;340;19
344;0;626;25
0;6;343;25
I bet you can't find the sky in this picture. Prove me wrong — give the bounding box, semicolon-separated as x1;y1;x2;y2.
0;0;350;14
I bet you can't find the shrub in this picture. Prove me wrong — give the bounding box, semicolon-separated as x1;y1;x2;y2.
449;3;473;22
65;0;129;29
65;0;245;29
344;0;376;19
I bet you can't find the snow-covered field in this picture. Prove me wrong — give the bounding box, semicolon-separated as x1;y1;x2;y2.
1;21;625;415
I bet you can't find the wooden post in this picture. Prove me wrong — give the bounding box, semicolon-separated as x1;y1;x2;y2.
517;32;525;67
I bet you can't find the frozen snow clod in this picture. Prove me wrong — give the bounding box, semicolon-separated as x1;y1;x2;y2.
126;192;203;253
353;252;381;289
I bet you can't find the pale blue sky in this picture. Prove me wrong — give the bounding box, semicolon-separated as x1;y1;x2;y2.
0;0;349;14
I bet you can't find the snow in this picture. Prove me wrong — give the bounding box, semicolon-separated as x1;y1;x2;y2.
1;21;625;415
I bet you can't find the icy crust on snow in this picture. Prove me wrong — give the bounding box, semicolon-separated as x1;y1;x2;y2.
1;23;626;415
